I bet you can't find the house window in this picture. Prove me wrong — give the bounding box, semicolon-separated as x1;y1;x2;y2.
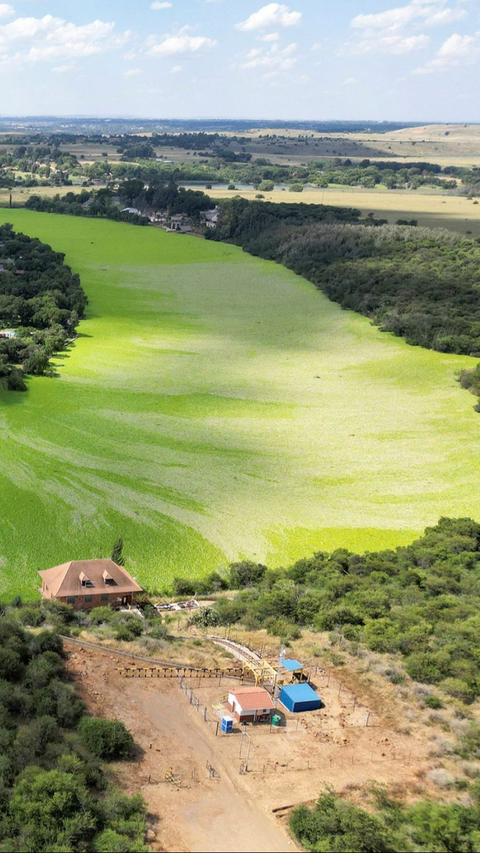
101;593;108;601
85;595;93;602
67;596;75;604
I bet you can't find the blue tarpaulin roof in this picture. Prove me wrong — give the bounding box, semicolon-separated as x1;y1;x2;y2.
279;683;322;712
281;683;319;703
278;658;303;671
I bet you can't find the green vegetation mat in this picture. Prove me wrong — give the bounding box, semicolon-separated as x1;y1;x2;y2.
1;211;480;598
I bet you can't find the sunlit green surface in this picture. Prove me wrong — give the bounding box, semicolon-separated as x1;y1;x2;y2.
1;211;479;598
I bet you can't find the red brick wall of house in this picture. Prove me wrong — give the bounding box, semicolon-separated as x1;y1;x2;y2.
40;587;136;610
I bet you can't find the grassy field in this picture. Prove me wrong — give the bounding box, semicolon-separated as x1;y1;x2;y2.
0;186;107;208
238;123;480;167
1;211;480;599
206;186;480;237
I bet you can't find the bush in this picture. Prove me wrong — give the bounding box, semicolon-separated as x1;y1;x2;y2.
17;606;44;628
265;616;300;641
424;694;444;710
290;792;389;852
0;649;24;682
439;677;476;704
229;560;267;588
78;717;134;759
115;620;143;642
147;621;169;640
172;577;196;597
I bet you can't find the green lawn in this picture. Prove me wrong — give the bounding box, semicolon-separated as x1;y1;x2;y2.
1;211;480;598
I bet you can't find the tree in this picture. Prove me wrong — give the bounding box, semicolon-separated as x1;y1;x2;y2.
229;561;267;588
8;767;97;852
78;717;134;760
111;536;126;566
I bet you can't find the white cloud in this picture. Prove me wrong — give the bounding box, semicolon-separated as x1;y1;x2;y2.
347;1;467;56
241;40;298;70
352;5;425;31
355;33;430;54
124;67;141;76
237;3;301;32
260;32;280;42
150;2;172;8
148;31;216;55
414;30;480;71
170;64;182;72
0;5;14;20
52;63;75;74
352;1;466;32
0;15;130;63
424;7;467;26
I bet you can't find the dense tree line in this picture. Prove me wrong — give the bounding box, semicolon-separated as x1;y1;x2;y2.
179;518;480;704
25;192;150;225
77;155;479;194
0;617;147;852
210;198;480;357
0;223;87;392
290;788;480;853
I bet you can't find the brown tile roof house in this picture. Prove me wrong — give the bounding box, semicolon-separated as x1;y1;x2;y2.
38;559;143;610
227;687;275;723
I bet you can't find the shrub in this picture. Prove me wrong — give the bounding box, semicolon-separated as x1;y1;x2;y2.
229;560;267;588
147;621;169;640
265;616;301;641
17;607;44;628
440;677;477;704
78;717;134;759
290;792;389;852
424;694;444;710
29;631;64;658
172;577;196;597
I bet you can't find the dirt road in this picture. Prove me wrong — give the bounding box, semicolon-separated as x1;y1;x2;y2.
66;644;296;853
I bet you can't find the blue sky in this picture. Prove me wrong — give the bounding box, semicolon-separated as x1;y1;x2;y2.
0;1;478;120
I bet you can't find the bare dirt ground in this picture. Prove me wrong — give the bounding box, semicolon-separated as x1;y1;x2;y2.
64;639;443;853
65;642;297;853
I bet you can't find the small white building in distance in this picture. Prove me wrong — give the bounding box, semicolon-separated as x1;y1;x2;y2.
202;208;219;229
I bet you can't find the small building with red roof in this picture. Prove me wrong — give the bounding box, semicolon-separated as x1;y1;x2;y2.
227;686;275;723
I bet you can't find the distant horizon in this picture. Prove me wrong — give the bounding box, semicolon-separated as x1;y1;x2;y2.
0;115;478;126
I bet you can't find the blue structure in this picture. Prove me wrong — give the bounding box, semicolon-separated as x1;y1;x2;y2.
278;658;303;673
279;683;322;713
221;715;234;733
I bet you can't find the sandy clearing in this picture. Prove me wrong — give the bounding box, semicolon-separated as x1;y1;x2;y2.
65;640;443;852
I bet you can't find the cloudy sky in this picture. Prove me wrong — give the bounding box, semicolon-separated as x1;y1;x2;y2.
0;0;478;120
